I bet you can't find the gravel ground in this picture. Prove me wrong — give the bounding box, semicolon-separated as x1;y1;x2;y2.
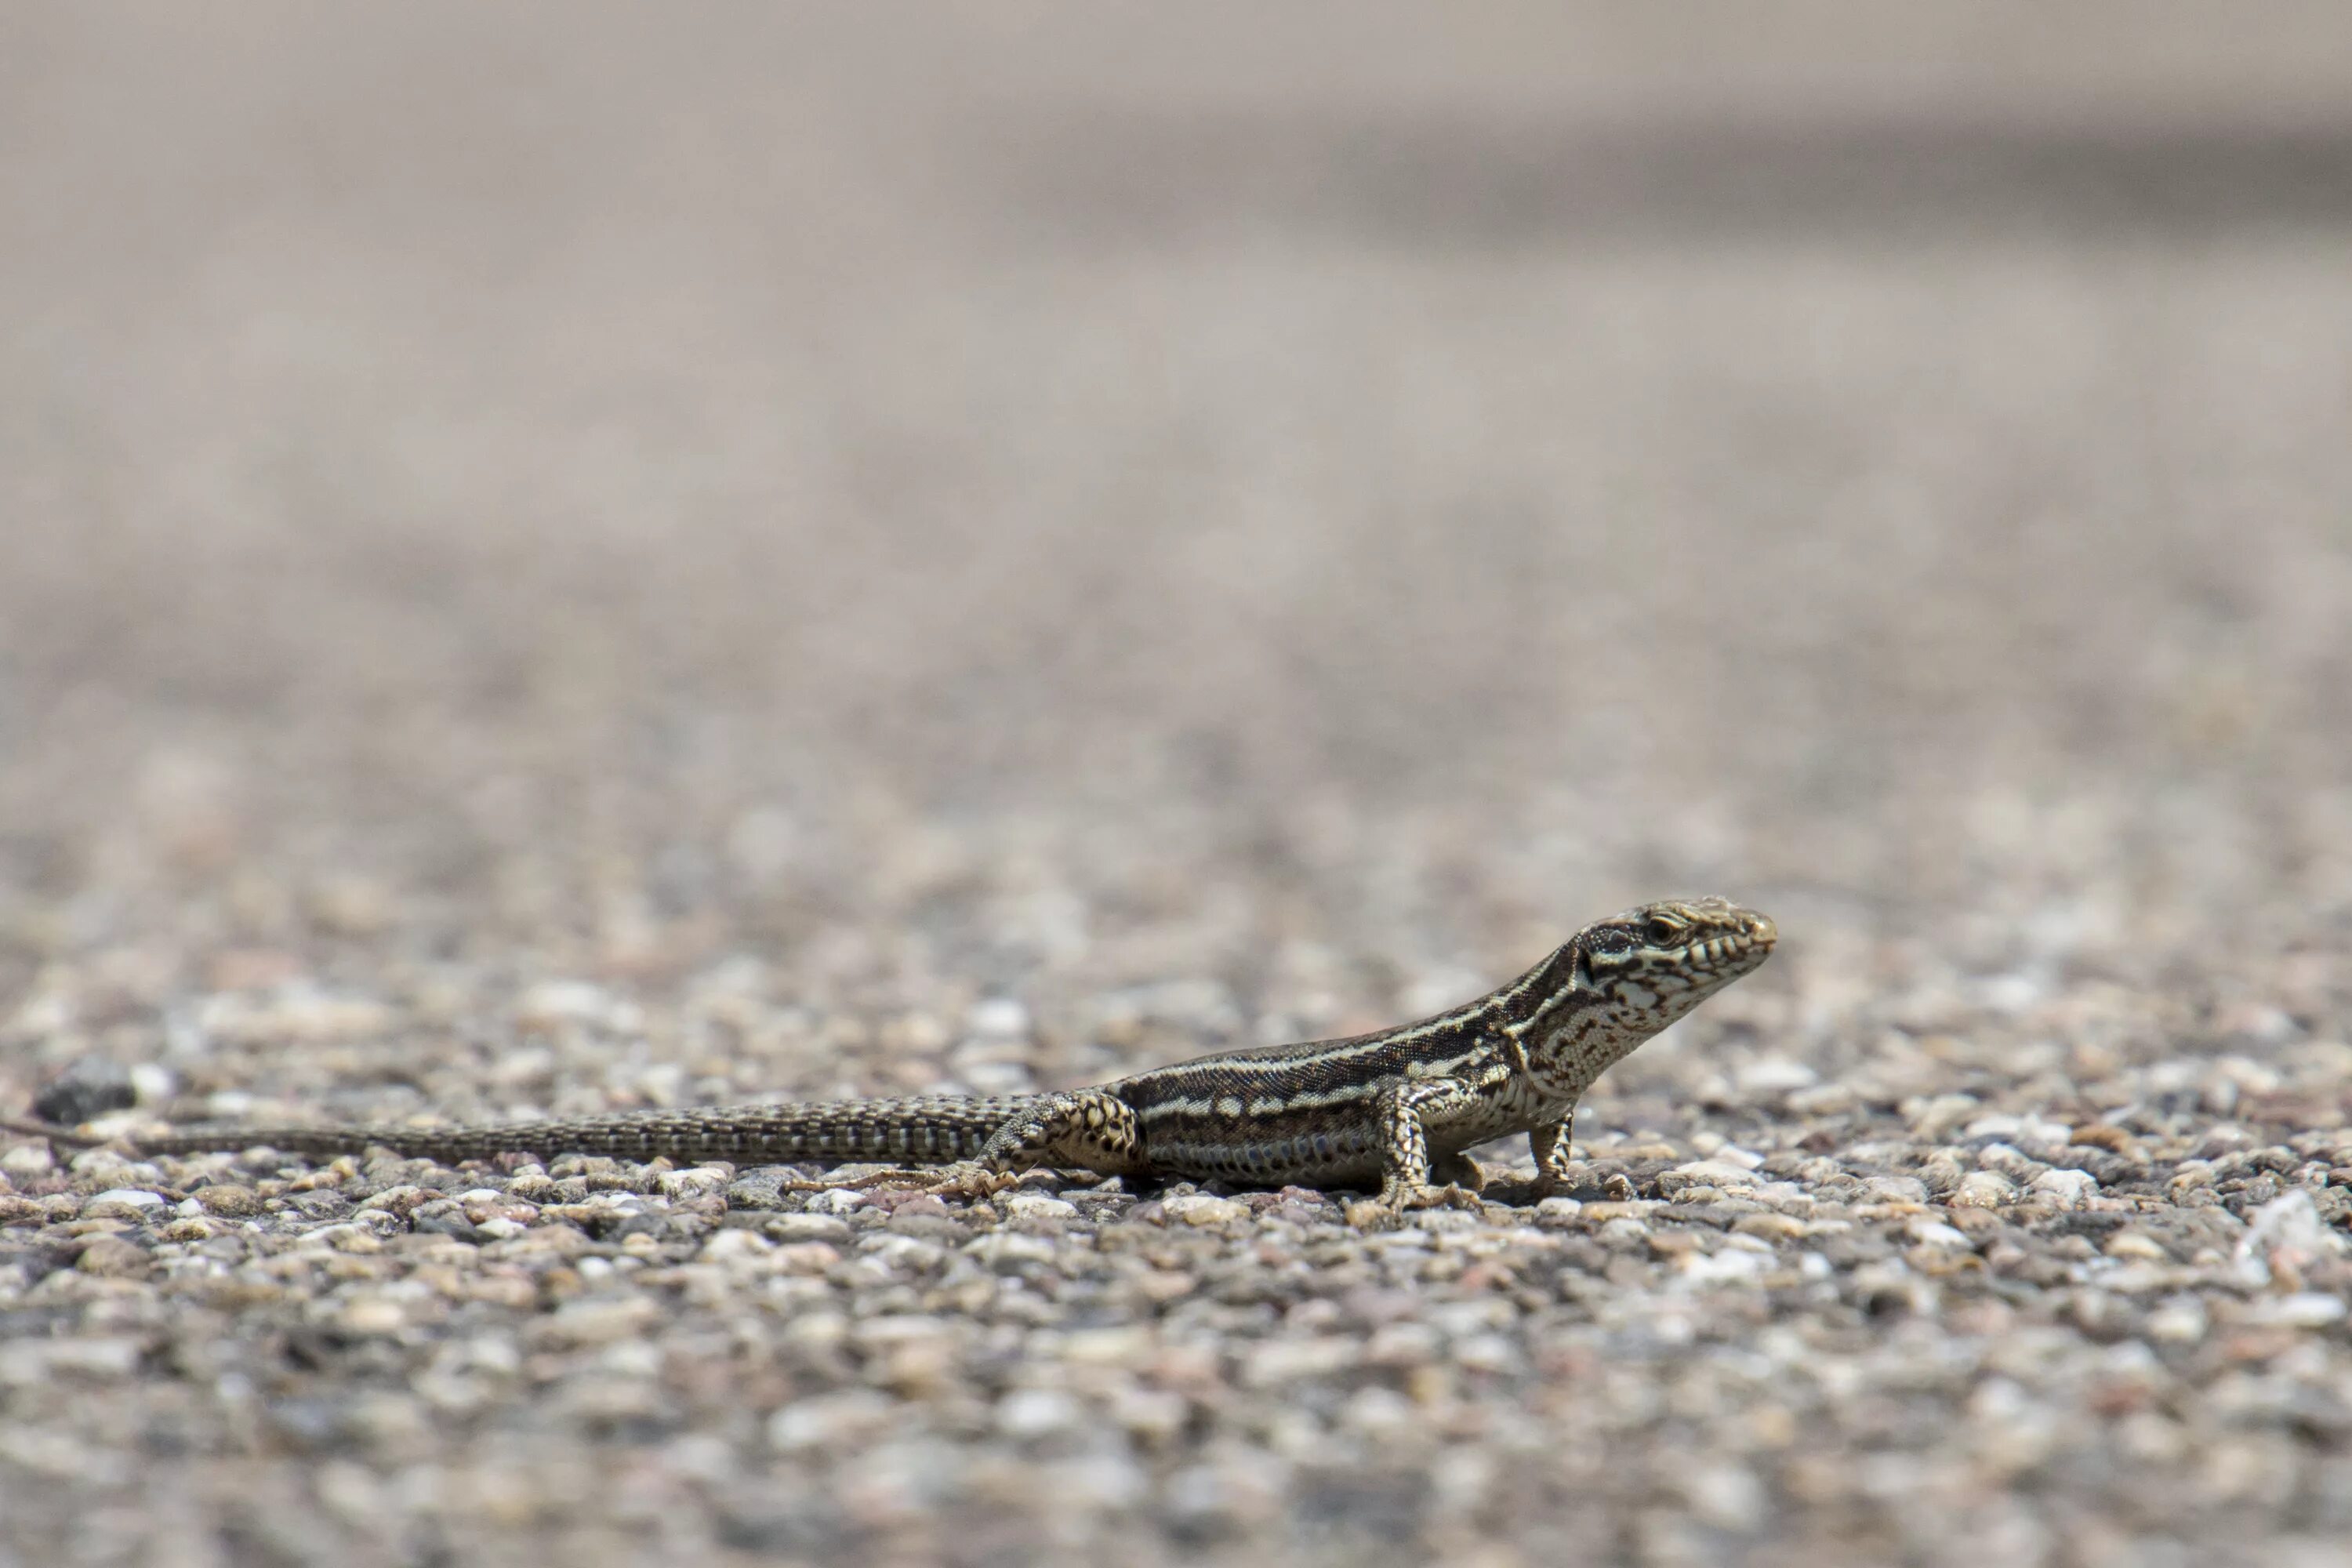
6;7;2352;1566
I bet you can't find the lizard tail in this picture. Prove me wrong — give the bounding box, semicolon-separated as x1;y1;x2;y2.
3;1095;1044;1167
1;1115;110;1149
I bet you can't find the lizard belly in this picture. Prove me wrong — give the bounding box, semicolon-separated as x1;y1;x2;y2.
1423;1082;1561;1162
1139;1116;1387;1188
1126;1081;1541;1190
1118;1058;1399;1189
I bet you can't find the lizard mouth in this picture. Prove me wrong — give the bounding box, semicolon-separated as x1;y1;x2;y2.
1700;907;1777;969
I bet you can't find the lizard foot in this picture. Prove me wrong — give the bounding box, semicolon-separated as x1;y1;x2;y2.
1344;1181;1486;1229
1519;1172;1581;1203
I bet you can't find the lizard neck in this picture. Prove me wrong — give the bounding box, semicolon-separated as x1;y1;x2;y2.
1508;950;1675;1101
1514;1005;1654;1101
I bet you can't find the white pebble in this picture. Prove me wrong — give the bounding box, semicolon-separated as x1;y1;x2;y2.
1905;1218;1976;1248
1161;1194;1247;1226
1668;1159;1763;1190
515;980;619;1029
699;1229;773;1260
1242;1338;1356;1385
1860;1175;1930;1205
656;1167;732;1200
811;1189;869;1215
0;1338;143;1385
768;1389;892;1451
2028;1169;2097;1209
1950;1171;2019;1208
995;1388;1079;1438
1680;1247;1770;1283
2245;1293;2348;1328
967;997;1031;1038
1733;1059;1819;1094
1788;1083;1860;1116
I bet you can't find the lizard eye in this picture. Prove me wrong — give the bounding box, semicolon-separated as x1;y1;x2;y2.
1643;916;1683;946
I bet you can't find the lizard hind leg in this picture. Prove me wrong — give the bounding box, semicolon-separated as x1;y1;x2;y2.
780;1090;1147;1203
971;1089;1149;1179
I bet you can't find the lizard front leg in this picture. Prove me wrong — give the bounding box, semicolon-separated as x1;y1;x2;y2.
1530;1108;1635;1201
1529;1112;1577;1196
1345;1077;1488;1224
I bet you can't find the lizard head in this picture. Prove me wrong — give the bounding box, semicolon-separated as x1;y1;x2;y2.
1510;895;1777;1101
1578;895;1777;981
1567;895;1777;1025
1515;893;1769;1044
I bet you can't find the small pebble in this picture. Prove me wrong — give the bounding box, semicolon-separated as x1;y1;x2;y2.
1160;1195;1248;1226
2030;1170;2099;1210
191;1183;263;1217
2243;1294;2348;1328
1950;1171;2019;1208
74;1237;152;1277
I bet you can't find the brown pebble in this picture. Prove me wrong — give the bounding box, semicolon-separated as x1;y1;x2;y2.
74;1236;153;1276
2071;1123;2138;1155
1733;1213;1807;1243
880;1193;950;1218
1135;1269;1196;1303
193;1185;264;1217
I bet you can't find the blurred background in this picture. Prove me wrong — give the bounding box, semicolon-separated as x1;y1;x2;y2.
4;1;2350;1103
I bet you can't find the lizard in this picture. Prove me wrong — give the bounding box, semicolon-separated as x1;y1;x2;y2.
3;896;1775;1218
